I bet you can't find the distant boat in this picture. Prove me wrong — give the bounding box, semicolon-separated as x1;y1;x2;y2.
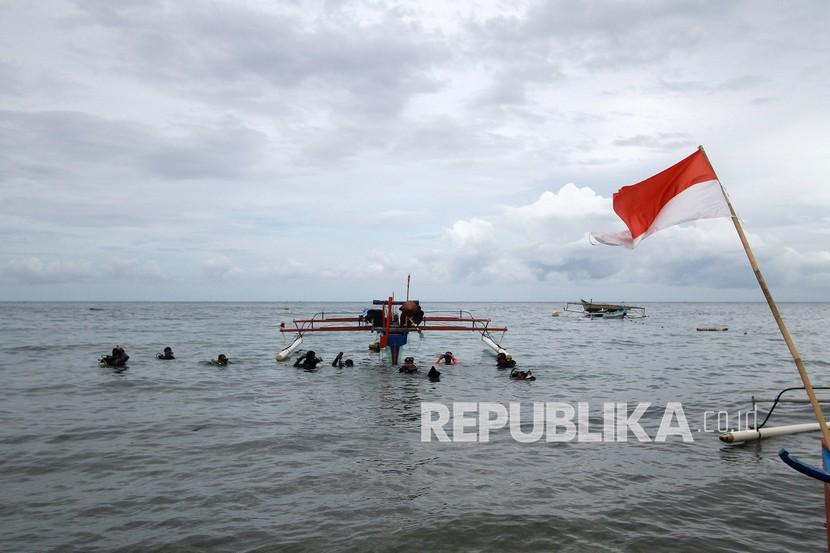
563;299;645;319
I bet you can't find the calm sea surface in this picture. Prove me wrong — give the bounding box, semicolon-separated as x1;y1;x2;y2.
2;302;830;552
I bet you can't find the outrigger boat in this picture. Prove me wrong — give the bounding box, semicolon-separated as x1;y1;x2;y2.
563;299;645;319
277;295;509;365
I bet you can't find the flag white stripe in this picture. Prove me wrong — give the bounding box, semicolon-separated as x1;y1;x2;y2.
590;179;730;248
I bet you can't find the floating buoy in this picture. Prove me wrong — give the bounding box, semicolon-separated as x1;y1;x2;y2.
551;311;560;317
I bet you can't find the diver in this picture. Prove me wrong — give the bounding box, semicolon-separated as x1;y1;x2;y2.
157;346;175;360
510;368;536;381
294;350;322;370
496;352;516;369
399;356;419;374
435;351;458;365
428;366;441;381
210;354;229;367
332;352;355;368
99;345;129;368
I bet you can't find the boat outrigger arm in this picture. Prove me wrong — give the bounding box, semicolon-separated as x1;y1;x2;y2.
277;296;509;365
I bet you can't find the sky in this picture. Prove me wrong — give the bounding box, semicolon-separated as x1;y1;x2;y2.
1;0;829;301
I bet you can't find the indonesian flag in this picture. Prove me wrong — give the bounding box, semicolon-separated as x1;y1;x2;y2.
590;149;732;248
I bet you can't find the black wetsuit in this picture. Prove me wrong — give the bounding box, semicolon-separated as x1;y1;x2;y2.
295;352;321;370
101;348;129;368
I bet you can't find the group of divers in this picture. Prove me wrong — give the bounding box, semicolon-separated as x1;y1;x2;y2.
98;346;229;370
98;345;536;381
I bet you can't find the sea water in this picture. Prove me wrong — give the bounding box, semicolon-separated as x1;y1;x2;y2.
1;302;829;552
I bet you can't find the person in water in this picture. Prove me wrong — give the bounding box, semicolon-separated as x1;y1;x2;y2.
157;346;175;360
510;368;536;381
294;350;322;370
332;352;355;368
428;366;441;381
210;354;229;366
436;351;457;365
100;345;129;368
496;352;516;369
399;356;419;373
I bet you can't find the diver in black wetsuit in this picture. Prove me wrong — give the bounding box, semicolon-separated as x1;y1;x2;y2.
210;354;229;366
496;352;516;369
332;352;355;368
399;357;419;374
294;350;322;370
428;366;441;381
510;368;536;381
100;345;129;368
157;346;175;360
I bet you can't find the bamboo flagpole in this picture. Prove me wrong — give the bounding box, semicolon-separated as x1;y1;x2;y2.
698;145;830;447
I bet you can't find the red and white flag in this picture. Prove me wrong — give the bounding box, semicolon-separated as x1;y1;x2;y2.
590;149;731;248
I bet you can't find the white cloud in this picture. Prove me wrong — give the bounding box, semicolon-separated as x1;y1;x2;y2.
445;218;495;247
509;183;611;220
0;257;167;285
200;256;244;280
0;257;93;285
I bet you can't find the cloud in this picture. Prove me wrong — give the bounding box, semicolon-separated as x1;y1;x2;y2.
507;183;610;220
445;218;495;247
0;110;268;183
612;133;694;151
0;257;93;285
201;256;244;280
0;257;167;285
404;184;830;296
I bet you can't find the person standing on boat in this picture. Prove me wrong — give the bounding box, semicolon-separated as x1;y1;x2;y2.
399;301;424;327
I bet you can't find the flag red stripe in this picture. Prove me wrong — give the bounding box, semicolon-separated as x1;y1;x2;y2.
613;150;717;239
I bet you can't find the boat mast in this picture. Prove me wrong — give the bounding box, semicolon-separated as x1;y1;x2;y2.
699;145;830;446
406;274;411;301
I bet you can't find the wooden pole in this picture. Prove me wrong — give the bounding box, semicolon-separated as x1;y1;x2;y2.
698;145;830;446
406;274;411;301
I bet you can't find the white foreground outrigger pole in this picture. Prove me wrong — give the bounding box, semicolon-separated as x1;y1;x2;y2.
481;332;509;357
700;145;830;447
276;334;303;362
721;422;830;444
